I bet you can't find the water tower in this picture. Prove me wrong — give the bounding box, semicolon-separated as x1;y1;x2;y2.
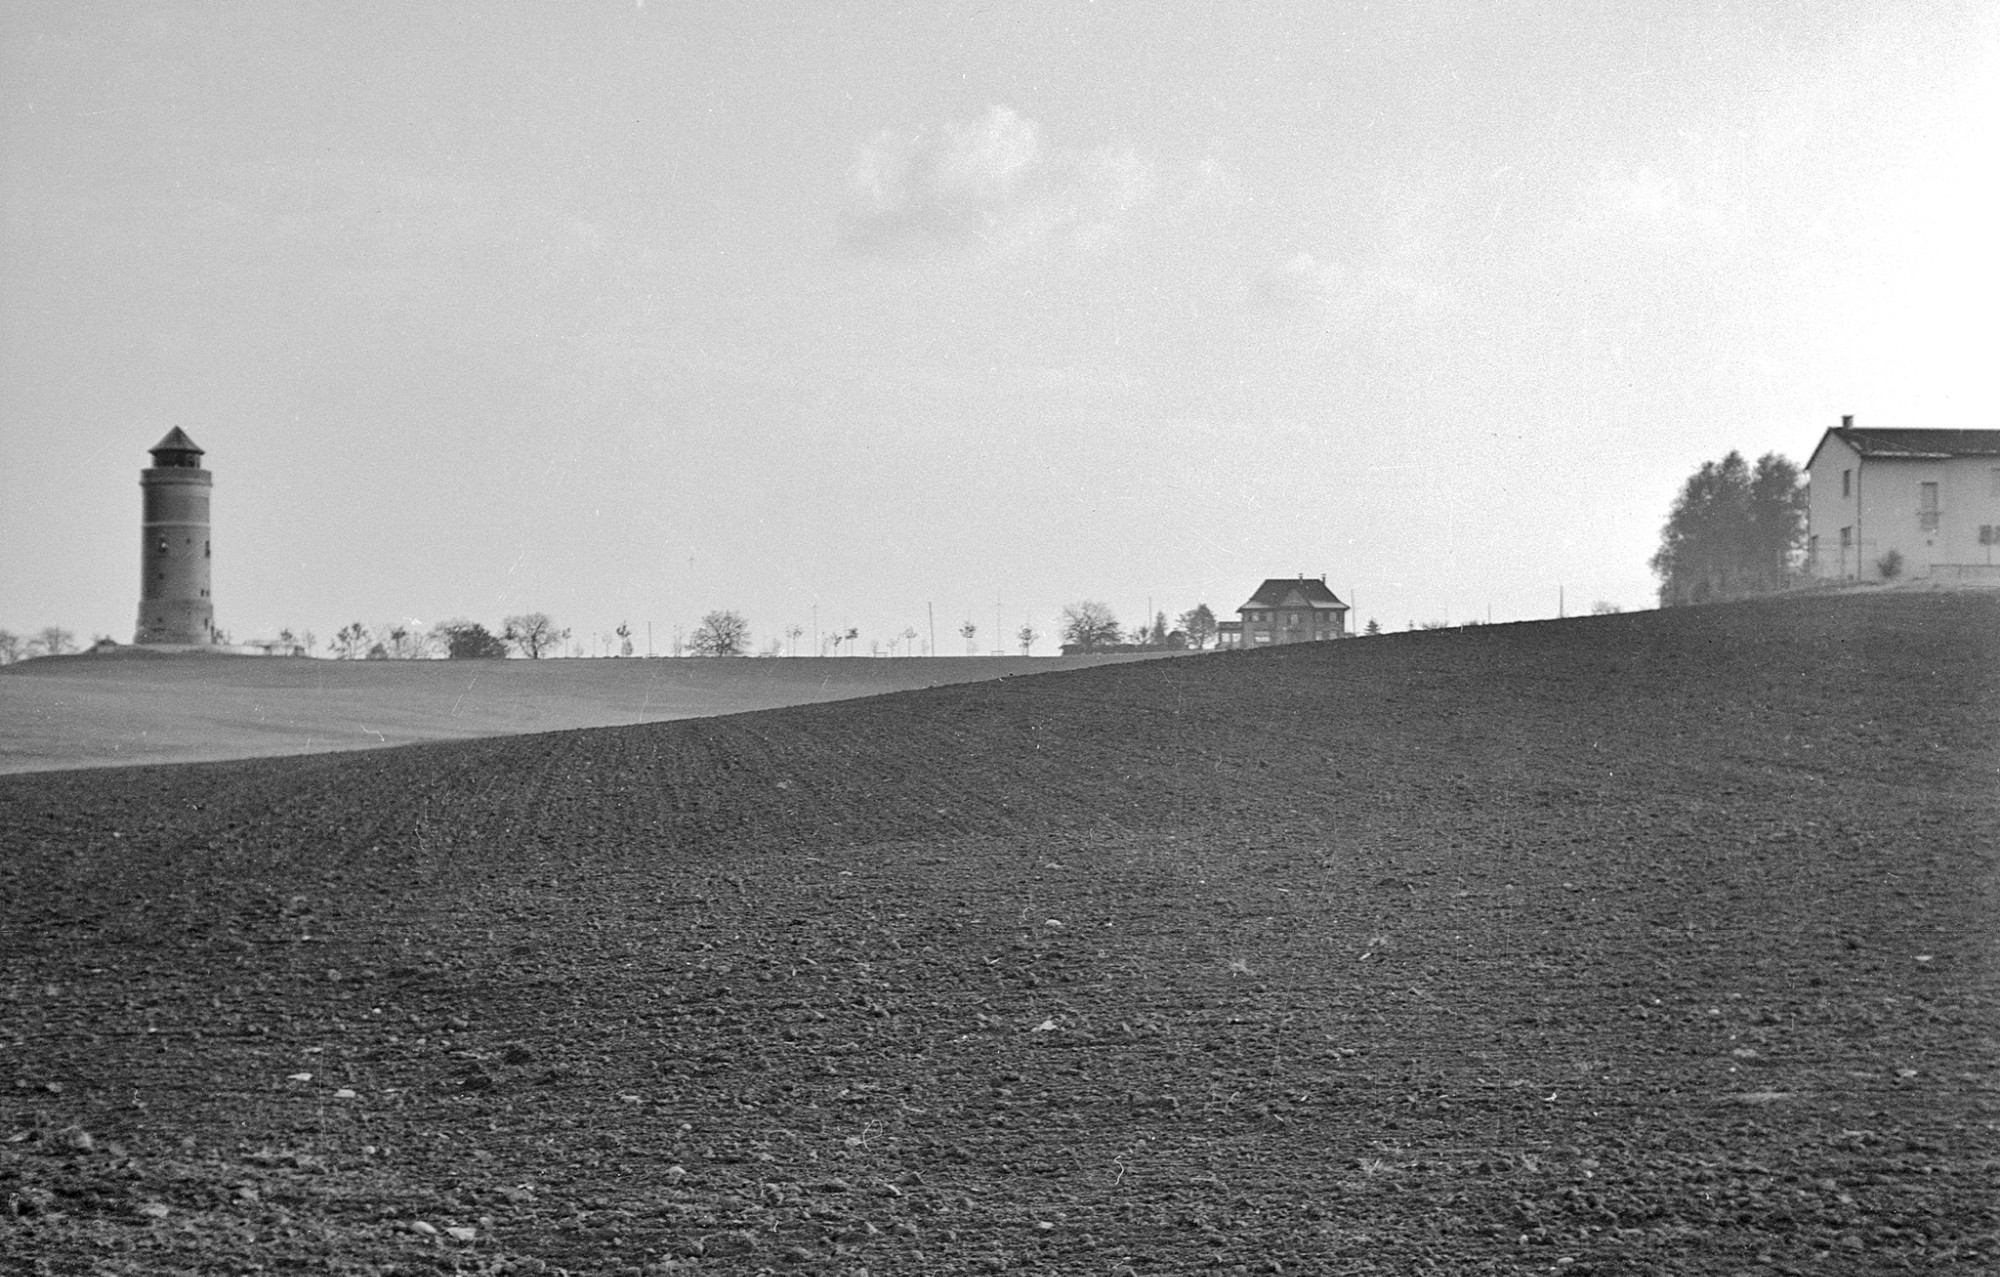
134;428;215;645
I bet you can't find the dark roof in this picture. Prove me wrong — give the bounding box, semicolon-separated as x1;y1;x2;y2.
1809;426;2000;468
148;427;204;458
1240;577;1347;610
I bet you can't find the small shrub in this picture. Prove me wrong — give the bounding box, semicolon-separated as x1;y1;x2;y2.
1876;549;1903;581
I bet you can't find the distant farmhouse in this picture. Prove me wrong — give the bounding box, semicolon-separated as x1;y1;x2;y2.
1805;416;2000;583
1217;576;1350;648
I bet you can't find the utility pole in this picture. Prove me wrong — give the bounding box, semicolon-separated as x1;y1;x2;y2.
927;602;935;660
1558;585;1565;618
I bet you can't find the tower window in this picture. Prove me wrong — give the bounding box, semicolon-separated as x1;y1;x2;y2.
1842;469;1851;497
204;541;210;558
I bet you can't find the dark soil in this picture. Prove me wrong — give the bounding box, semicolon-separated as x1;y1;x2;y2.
3;592;1996;1275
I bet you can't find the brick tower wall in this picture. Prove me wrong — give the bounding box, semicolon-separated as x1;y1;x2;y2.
135;464;214;644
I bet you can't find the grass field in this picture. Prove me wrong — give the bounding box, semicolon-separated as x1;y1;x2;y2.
1;592;1995;1274
0;651;1169;775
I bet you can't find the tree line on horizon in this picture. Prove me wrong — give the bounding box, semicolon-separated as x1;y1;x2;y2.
0;626;79;664
8;461;1814;667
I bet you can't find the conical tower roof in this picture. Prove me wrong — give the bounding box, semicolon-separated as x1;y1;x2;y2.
149;427;204;460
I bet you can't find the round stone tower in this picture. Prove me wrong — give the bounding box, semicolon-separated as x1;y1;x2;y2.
134;427;215;646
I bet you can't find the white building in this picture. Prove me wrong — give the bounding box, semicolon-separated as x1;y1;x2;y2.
1805;418;2000;583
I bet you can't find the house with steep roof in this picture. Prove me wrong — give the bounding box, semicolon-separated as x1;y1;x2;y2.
1805;417;2000;582
1216;576;1349;648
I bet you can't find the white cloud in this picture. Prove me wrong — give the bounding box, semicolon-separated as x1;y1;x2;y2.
841;106;1152;257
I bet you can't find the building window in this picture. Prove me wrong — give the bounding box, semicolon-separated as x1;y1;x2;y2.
1840;526;1852;548
1842;469;1851;497
204;541;210;559
1919;481;1940;531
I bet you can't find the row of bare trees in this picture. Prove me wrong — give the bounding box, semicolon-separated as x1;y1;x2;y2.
305;613;573;660
1054;601;1221;652
0;626;78;664
2;602;1236;666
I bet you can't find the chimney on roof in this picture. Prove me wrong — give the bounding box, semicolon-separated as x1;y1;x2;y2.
1841;414;1853;429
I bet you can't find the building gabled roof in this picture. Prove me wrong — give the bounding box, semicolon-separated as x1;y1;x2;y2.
1807;426;2000;470
1238;576;1348;611
148;427;204;458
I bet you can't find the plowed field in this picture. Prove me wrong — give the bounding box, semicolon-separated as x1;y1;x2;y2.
3;592;1996;1275
0;653;1168;775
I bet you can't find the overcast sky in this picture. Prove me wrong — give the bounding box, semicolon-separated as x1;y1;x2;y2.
4;2;1995;652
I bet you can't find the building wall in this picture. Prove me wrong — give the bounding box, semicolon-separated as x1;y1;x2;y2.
1235;603;1345;645
1811;440;2000;580
1806;433;1863;579
1935;455;2000;573
135;466;214;644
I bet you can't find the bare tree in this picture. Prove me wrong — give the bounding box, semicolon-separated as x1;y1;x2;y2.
900;625;920;656
0;630;22;664
690;610;751;657
34;626;75;657
1016;623;1039;656
378;623;432;659
1057;601;1120;653
331;622;370;660
785;623;803;657
959;620;978;655
503;612;569;659
616;622;634;657
1177;604;1218;650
